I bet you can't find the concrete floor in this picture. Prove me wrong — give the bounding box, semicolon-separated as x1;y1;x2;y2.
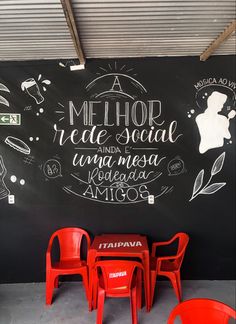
0;281;235;324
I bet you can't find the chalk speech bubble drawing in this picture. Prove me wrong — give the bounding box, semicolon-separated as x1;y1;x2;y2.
168;157;185;176
43;159;62;179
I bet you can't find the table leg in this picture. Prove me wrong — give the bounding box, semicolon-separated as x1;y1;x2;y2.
143;251;151;312
88;250;96;311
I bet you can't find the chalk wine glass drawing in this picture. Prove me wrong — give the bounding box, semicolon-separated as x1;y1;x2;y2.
0;83;10;107
0;155;10;200
189;152;226;201
21;75;51;105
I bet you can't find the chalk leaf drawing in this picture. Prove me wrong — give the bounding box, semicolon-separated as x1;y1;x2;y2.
192;169;204;195
189;152;226;201
211;151;225;175
200;183;226;195
0;83;10;107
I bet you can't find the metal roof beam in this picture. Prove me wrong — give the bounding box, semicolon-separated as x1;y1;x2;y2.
200;20;236;61
60;0;85;65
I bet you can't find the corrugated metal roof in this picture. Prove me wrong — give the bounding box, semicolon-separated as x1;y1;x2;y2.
0;0;77;60
0;0;235;61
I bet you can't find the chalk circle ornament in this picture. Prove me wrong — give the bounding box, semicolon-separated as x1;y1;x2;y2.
43;159;62;179
5;136;31;155
167;157;185;176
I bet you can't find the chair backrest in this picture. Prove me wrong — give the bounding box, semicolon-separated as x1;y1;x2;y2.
95;260;143;294
172;232;189;270
51;227;91;260
168;298;236;324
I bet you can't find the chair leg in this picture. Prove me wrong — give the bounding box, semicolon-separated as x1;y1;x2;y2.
54;276;59;288
136;269;142;309
46;272;56;305
131;286;138;324
176;272;182;301
169;273;181;303
150;270;157;308
93;275;99;310
96;287;105;324
81;269;89;301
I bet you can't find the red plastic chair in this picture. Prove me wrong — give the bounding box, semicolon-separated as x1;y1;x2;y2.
94;260;144;324
168;298;236;323
46;227;91;305
150;232;189;305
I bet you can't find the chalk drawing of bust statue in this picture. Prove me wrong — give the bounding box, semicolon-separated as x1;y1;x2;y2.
195;91;235;154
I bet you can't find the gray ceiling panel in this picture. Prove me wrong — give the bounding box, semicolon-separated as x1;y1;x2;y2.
0;0;235;61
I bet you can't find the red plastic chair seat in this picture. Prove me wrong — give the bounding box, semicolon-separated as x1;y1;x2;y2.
45;227;91;306
53;259;87;270
150;232;189;305
98;277;129;296
159;260;179;272
94;260;144;324
98;272;139;296
151;257;178;272
168;298;236;324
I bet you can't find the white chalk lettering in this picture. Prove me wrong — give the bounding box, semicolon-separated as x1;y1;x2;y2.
67;100;162;127
53;124;111;146
116;123;182;145
88;168;154;186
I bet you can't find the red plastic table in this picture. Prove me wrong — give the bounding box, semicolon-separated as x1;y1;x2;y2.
88;234;151;312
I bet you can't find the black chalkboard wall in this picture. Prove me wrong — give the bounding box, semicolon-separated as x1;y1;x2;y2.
0;56;235;283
